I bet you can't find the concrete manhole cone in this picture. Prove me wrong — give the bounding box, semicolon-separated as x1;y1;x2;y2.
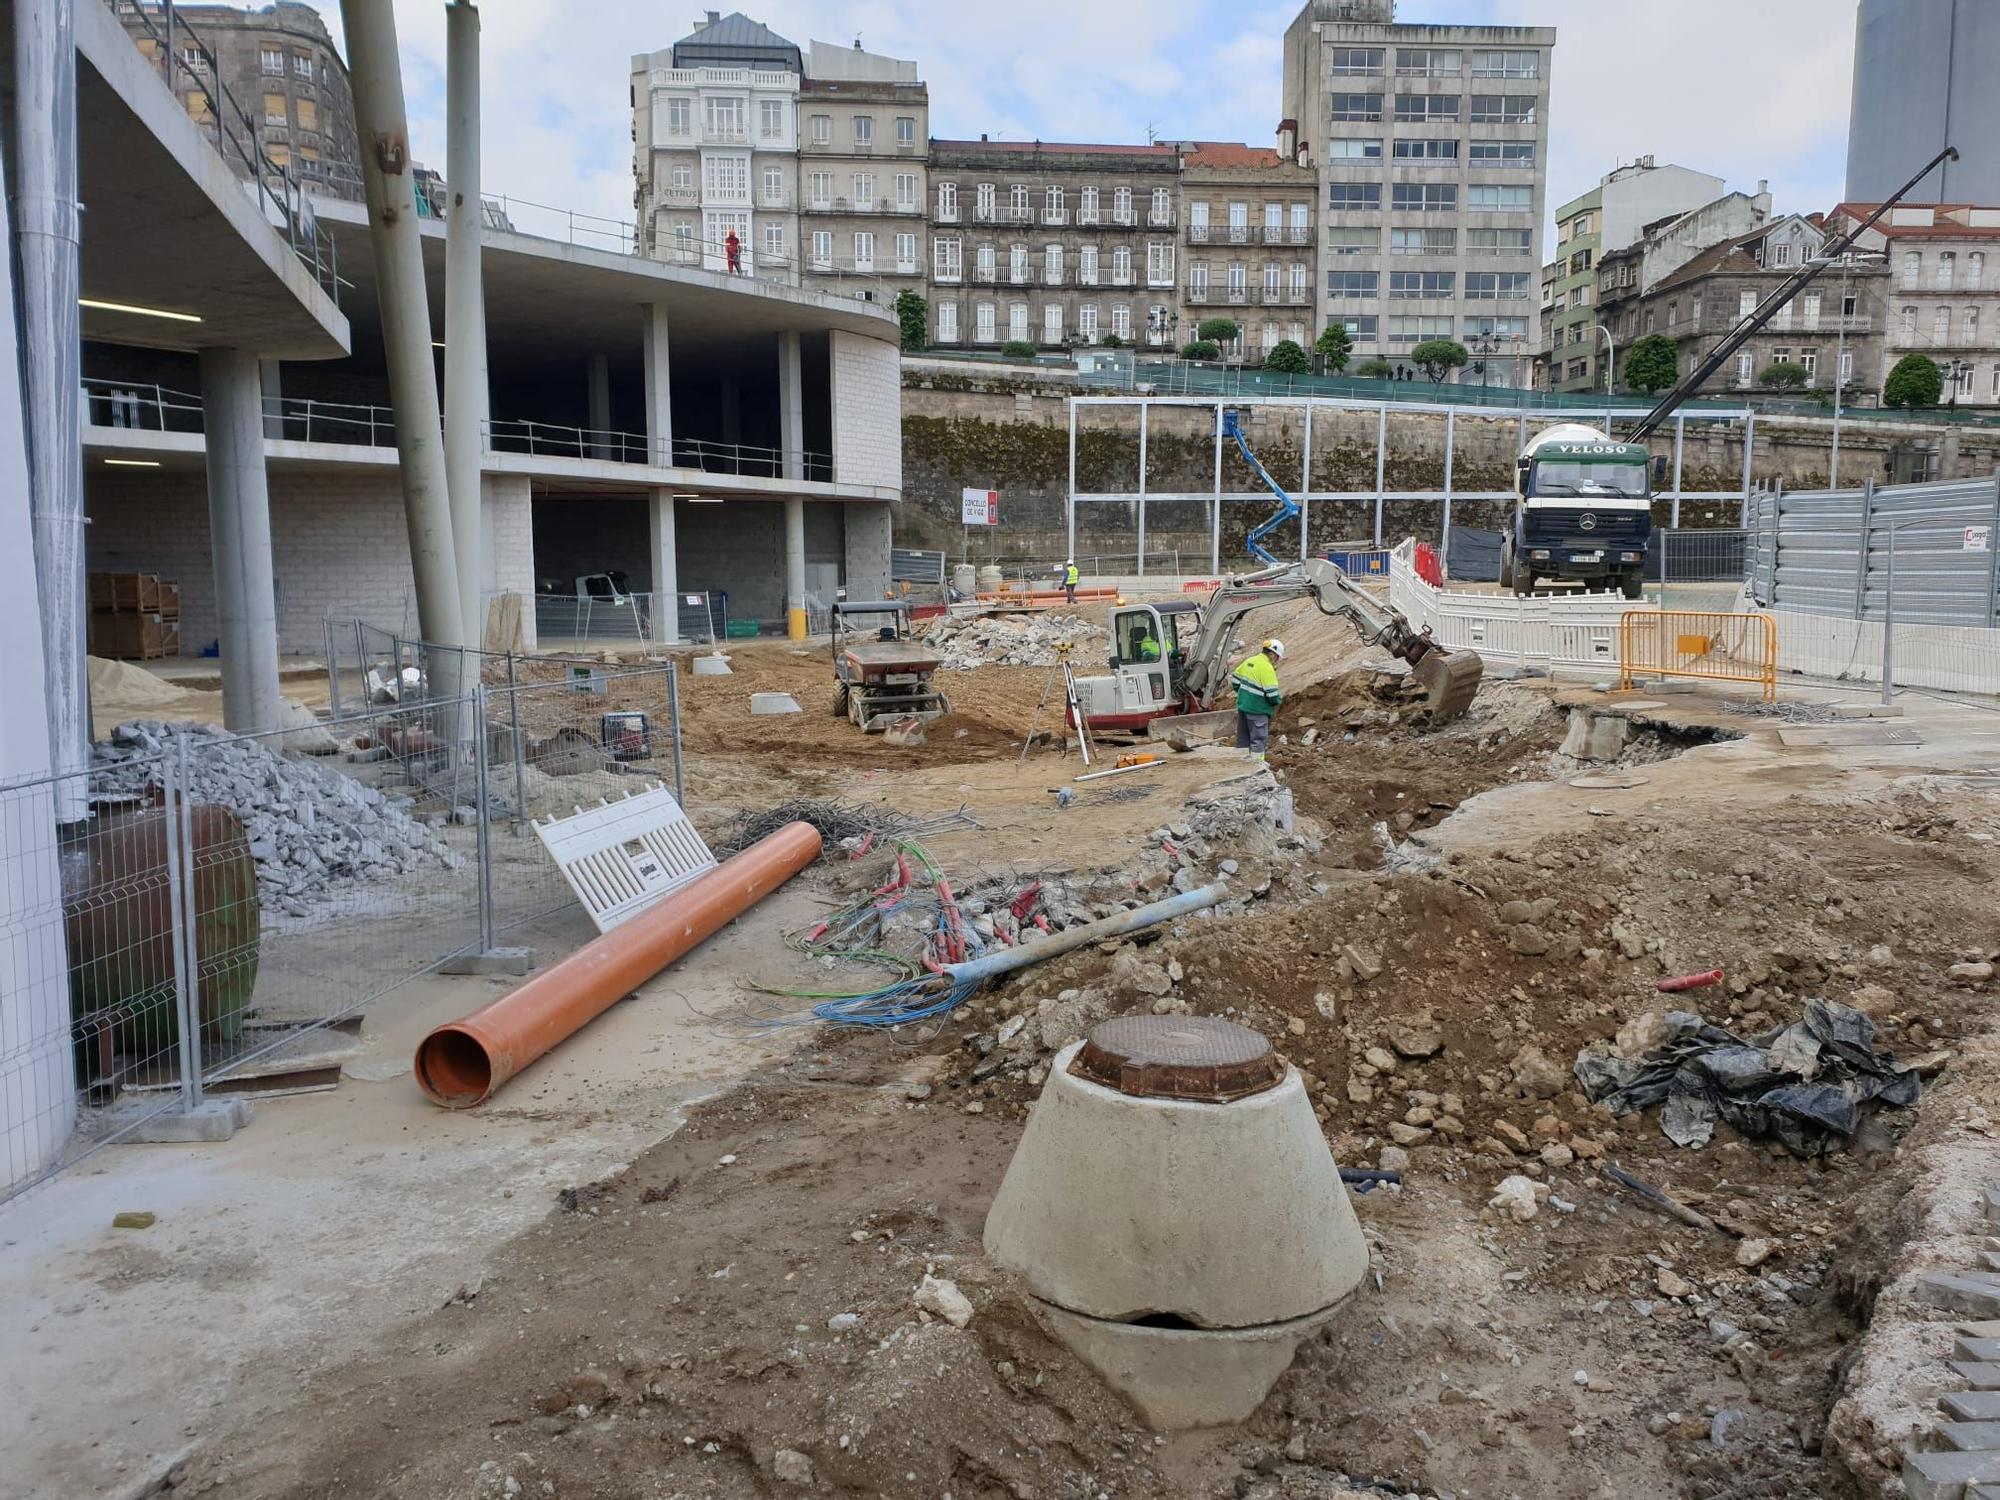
983;1018;1367;1427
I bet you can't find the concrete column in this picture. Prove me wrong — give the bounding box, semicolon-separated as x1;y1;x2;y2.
779;331;806;638
648;487;679;645
444;0;488;658
587;353;612;460
199;347;283;733
844;501;892;604
641;301;672;464
259;359;284;439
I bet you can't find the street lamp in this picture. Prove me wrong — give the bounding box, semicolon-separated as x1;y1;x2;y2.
1807;251;1886;490
1945;356;1971;410
1594;323;1615;396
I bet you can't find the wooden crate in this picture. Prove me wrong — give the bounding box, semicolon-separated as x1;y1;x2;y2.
157;581;180;621
89;612;172;660
89;572;161;613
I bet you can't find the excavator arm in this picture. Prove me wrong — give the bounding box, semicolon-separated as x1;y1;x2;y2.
1182;560;1483;722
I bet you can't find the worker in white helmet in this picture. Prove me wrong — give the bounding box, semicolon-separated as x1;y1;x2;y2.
1231;638;1285;760
1062;557;1080;605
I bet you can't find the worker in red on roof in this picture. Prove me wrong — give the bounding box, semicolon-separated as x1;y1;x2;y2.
725;229;741;273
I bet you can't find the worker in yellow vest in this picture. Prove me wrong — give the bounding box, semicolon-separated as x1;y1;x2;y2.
1231;638;1284;759
1062;558;1080;605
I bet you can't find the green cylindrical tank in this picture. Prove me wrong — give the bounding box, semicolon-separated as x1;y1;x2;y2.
64;804;261;1055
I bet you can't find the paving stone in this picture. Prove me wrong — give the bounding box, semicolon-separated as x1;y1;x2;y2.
1925;1274;2000;1318
1944;1423;2000;1452
1960;1338;2000;1364
1952;1363;2000;1391
1947;1393;2000;1422
1907;1448;2000;1500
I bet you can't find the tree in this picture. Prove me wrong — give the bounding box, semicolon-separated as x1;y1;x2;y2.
1264;339;1310;375
999;339;1038;359
1759;361;1809;390
1100;332;1125;348
1622;333;1679;395
1355;358;1395;379
1180;340;1221;361
1883;352;1943;408
1314;324;1353;373
1196;317;1241;353
893;290;928;354
1409;339;1469;384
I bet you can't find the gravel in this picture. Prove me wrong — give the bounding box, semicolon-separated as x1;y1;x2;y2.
923;611;1105;670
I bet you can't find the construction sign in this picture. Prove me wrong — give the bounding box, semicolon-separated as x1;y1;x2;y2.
961;488;999;526
1965;524;1992;553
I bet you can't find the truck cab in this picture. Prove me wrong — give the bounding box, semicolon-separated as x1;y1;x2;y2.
1503;424;1654;599
1068;601;1202;731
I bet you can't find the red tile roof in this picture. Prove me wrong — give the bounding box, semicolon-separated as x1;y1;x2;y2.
1183;142;1284;169
930;138;1174;157
1826;203;2000;238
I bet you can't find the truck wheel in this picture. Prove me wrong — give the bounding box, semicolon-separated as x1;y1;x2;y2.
833;683;850;717
1620;572;1644;601
1498;539;1515;590
1513;565;1535;598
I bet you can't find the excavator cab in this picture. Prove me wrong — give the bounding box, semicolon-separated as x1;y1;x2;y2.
1072;603;1201;729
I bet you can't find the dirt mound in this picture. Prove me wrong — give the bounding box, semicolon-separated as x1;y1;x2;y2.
87;654;188;708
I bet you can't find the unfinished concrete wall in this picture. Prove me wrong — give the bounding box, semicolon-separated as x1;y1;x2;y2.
670;498;849;630
831;331;902;493
844;500;893;604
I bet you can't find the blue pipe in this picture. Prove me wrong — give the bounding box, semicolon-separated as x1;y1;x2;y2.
940;882;1229;988
1223;409;1300;566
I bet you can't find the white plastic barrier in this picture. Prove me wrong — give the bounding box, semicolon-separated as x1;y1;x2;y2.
1765;606;2000;697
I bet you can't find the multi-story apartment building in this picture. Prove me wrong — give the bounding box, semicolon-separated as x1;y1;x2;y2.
926;138;1180;350
1177;143;1320;356
113;0;359;200
632;12;803;281
1825;202;2000;408
1546;159;1724;392
796;40;928;307
1592;215;1888;399
1595;185;1772;383
1278;0;1553;385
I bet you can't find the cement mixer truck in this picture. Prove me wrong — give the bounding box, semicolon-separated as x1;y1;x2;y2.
1499;425;1655;599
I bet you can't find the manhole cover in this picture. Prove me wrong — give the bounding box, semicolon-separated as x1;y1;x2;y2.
1070;1015;1283;1103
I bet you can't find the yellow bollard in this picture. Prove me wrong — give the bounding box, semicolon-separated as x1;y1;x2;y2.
787;606;808;641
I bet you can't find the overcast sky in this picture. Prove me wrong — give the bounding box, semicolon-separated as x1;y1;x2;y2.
299;0;1858;247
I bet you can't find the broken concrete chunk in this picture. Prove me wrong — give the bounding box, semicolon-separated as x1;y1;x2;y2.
1389;1020;1444;1060
772;1449;815;1486
914;1274;974;1328
1509;1045;1568;1100
749;692;803;715
1486;1175;1541;1222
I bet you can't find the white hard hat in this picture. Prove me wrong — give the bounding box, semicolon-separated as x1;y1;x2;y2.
1265;638;1286;660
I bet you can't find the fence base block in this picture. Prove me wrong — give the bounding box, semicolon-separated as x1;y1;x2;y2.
439;947;535;977
105;1097;253;1144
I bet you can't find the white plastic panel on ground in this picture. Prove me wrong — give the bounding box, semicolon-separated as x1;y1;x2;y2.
1766;607;2000;697
1387;539;1655;677
532;783;718;933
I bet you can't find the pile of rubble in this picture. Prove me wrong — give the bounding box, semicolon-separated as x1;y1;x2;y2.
96;720;463;917
923;611;1104;670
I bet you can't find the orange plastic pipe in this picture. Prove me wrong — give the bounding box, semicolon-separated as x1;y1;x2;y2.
414;821;822;1108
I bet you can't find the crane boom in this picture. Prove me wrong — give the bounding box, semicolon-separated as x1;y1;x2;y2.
1222;409;1300;566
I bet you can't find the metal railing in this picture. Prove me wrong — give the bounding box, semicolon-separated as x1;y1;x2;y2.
1619;610;1777;700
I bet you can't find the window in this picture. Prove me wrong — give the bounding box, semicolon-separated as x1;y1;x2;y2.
1394;94;1459;123
1079;305;1098;341
853;232;874;271
1011;304;1030;341
764;223;785;261
808;171;833;207
1290;203;1308;235
1469;143;1536;168
1327;183;1381;211
934;235;962;280
1966;307;1980;344
937;181;958;219
1466;184;1531;212
1969;252;1985;290
1328;93;1383;122
1392;139;1458;161
1937;251;1955;289
1475;49;1539;78
1010;184;1029;217
263;93;288;126
296;97;317;132
1080;186;1099;223
1772;240;1792;266
976;244;996;280
1191;262;1209;294
1112;244;1132;281
1147;241;1175;284
1328;138;1383;160
1387;315;1454;345
1467;227;1533;254
1226;262;1246;296
1113;187;1133;222
1151;188;1171;223
1263;263;1281;294
1326;271;1379;299
1801;350;1817;384
1935;306;1951;345
808;113;831;145
180;44;202;70
1395;47;1461;75
1290;263;1308;295
811;231;833;270
1803;291;1821;327
938;301;959;341
1392;183;1456;212
292;54;312;81
1466;272;1531;299
1902;251;1920;289
971;182;994;221
852;172;875;204
1227;201;1248;233
1740;289;1757;318
1045;186;1064;221
666;98;692;136
260;46;283;75
1079;245;1098;284
1333;315;1378;342
1464;315;1528;339
1469;95;1535;125
265;142;289;168
297;143;320;175
1327;47;1383;75
1111;304;1131;339
1840;349;1853;386
1569;248;1592;274
704;96;745;137
975;302;994;341
896;172;917;211
897;116;916;147
1010;244;1028;281
1326;227;1379;255
1390;271;1454;299
1390;227;1454;255
1841;288;1856;318
1901;305;1916;340
670;163;693;192
759;98;786;139
854;115;873;146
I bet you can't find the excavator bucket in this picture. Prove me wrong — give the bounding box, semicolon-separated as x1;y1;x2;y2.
1410;647;1483;723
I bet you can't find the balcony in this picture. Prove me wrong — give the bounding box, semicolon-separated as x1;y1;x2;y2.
1110;268;1133;285
757;187;791;209
935;203;960;223
934;267;962;284
1287;287;1311;304
1111;209;1136;226
1261;225;1286;245
1148;210;1176;227
1078;271;1098;287
1043;268;1064;286
1188;224;1211;243
1008;268;1031;285
1224;286;1250;305
974;205;997;222
1044;208;1069;226
1186;285;1211;304
1078;210;1100;226
1288;226;1312;244
1224;225;1250;244
807;196;834;212
974;266;996;283
702;123;749;146
1004;206;1033;224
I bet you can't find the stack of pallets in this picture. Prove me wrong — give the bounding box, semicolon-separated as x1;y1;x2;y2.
88;572;181;660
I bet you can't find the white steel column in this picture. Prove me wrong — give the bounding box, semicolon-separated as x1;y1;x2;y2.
1065;399;1078;560
1372;404;1387;546
1739;411;1757;526
199;347;284;733
642;300;672;463
445;0;487;657
1440;408;1456;579
779;330;806;639
1670;413;1686;528
1136;404;1148;577
12;0;86;809
648;488;679;645
259;360;284;439
343;0;464;668
1299;399;1314;561
1210;400;1224;574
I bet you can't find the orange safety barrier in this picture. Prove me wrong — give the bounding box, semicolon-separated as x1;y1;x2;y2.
1618;610;1777;702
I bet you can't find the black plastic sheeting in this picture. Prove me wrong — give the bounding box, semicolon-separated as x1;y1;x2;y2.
1574;999;1922;1156
1446;526;1504;582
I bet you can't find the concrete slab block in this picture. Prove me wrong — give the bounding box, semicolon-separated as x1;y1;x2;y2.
1970;1487;2000;1500
1962;1322;2000;1341
1946;1392;2000;1422
438;947;535;976
1981;1253;2000;1274
1830;702;1904;718
1960;1337;2000;1363
1984;1186;2000;1232
1908;1447;2000;1500
1944;1423;2000;1452
749;692;802;715
1561;709;1630;761
103;1097;252;1144
1952;1363;2000;1390
1924;1273;2000;1318
691;654;733;677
